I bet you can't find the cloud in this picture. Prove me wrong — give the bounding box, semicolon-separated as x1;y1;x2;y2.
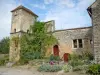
44;0;54;4
77;0;95;10
31;4;46;9
0;0;16;39
44;0;76;8
57;0;76;8
43;0;95;30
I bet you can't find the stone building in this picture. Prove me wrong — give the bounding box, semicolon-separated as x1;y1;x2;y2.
52;27;93;58
9;0;100;62
87;0;100;63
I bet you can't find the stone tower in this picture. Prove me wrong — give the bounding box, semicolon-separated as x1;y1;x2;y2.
45;20;55;32
87;0;100;63
9;5;38;62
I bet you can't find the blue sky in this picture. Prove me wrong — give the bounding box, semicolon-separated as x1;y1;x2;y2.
0;0;95;39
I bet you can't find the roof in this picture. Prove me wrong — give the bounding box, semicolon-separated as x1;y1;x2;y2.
53;26;92;32
11;5;38;17
87;0;97;17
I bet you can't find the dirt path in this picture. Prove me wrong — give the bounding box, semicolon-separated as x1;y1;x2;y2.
0;66;87;75
0;66;56;75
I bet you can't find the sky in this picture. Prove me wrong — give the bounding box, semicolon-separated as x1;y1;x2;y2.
0;0;95;40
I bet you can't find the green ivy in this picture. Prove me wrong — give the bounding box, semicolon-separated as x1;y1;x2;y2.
20;21;57;63
87;64;100;74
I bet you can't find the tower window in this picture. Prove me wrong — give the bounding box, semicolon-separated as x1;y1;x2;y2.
15;40;18;47
14;11;17;16
14;29;16;32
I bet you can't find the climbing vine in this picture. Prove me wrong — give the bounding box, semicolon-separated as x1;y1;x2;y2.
20;21;57;63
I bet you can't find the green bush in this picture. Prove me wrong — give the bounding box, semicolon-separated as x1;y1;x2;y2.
0;54;9;66
38;64;62;72
68;52;92;67
73;65;88;71
69;59;84;67
0;37;9;54
62;64;72;72
87;64;100;74
20;22;57;62
49;54;60;61
19;59;29;65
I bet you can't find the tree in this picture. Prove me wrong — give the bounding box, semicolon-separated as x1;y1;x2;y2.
0;37;10;54
20;21;57;61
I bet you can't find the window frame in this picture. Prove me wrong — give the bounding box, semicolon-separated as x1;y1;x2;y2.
78;39;83;48
73;39;78;48
72;39;84;49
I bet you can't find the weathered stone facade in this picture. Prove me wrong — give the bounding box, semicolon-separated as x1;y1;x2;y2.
87;0;100;63
10;1;100;62
9;5;38;62
52;27;93;57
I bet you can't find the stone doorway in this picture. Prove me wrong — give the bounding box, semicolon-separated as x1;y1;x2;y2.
53;45;59;56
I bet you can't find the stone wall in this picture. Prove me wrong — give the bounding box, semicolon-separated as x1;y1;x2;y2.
11;9;22;33
52;27;93;57
11;8;36;33
91;0;100;63
9;33;21;62
45;20;55;32
21;9;36;32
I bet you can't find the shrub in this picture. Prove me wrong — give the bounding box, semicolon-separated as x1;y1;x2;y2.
38;64;62;72
19;59;29;65
20;22;57;62
49;54;60;61
0;54;9;66
87;64;100;74
69;59;84;67
0;37;9;54
73;65;88;71
62;64;72;72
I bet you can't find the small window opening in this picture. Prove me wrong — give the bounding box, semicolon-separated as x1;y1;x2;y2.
27;30;29;33
73;39;77;48
14;12;17;16
15;40;18;47
78;39;83;48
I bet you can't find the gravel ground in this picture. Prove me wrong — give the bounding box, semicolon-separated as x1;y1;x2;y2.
0;66;87;75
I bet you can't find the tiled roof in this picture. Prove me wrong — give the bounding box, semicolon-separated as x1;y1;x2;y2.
11;5;38;17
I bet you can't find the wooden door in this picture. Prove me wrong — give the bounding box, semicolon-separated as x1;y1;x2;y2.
53;45;59;56
63;53;69;62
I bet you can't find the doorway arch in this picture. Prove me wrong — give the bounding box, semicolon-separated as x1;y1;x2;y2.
53;45;59;56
